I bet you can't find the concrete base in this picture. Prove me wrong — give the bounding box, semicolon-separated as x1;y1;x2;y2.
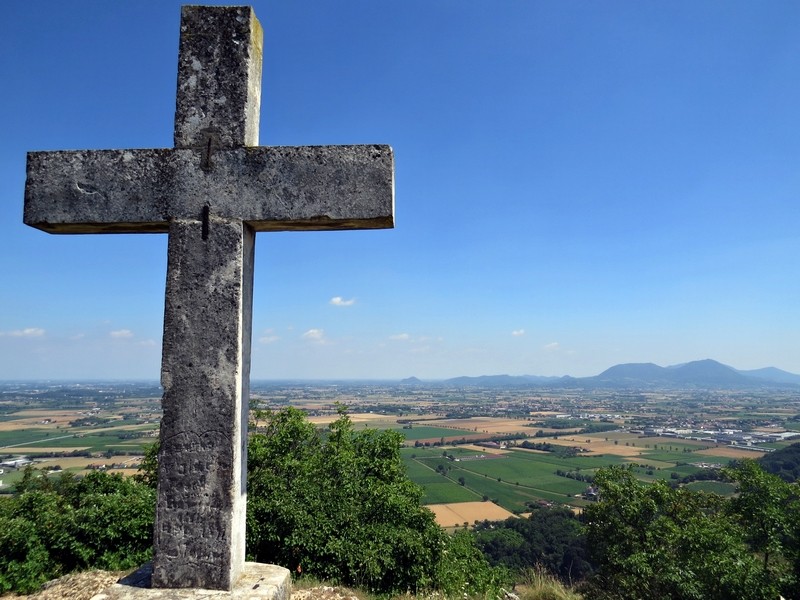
91;563;291;600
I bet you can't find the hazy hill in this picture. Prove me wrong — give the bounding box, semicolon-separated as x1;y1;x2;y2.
421;359;800;390
594;362;670;383
444;374;564;386
738;367;800;386
584;359;790;389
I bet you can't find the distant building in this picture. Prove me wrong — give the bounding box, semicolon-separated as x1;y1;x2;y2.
0;457;32;469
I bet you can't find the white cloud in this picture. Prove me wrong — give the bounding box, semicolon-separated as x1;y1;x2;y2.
259;329;280;344
302;329;328;344
511;329;525;337
389;333;411;341
330;296;356;307
138;339;157;347
110;329;134;338
4;328;46;337
543;342;560;351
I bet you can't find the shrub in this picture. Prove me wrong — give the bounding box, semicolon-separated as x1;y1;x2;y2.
246;406;507;595
0;469;154;594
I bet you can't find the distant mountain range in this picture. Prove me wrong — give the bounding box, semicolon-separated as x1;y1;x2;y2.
401;359;800;389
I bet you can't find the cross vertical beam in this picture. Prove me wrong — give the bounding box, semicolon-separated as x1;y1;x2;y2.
152;6;261;589
23;5;394;592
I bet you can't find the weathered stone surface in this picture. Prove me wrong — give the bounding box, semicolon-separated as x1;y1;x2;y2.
25;145;394;233
91;563;291;600
153;218;254;590
174;6;263;149
23;4;394;593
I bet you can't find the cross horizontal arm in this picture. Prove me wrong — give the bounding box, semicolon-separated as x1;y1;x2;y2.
25;145;394;233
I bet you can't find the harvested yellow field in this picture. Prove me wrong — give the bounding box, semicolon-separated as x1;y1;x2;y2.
641;436;709;447
35;456;104;469
307;413;391;426
0;413;75;431
34;456;143;472
456;444;509;455
417;417;531;435
427;501;516;528
696;446;767;459
542;437;645;457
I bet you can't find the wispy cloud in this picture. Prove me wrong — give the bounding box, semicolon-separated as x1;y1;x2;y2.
302;328;328;344
2;328;46;338
511;329;525;337
330;296;356;307
543;342;560;351
389;333;411;341
259;329;280;344
109;329;134;338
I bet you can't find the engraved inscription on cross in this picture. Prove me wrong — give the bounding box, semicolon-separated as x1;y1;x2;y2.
23;6;393;592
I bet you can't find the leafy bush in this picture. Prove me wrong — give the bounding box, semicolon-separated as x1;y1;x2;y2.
474;507;592;583
0;468;154;594
582;464;797;600
758;441;800;483
246;406;507;595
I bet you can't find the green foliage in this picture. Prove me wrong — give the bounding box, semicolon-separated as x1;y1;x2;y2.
758;441;800;482
432;530;509;598
0;468;154;594
724;459;800;594
474;507;592;583
582;464;796;600
246;407;507;595
132;441;159;490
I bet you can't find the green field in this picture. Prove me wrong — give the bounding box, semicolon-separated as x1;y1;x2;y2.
393;426;472;441
686;480;738;495
400;443;737;512
420;481;480;504
0;429;56;447
403;446;617;511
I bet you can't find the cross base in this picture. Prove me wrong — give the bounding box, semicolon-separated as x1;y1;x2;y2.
91;563;291;600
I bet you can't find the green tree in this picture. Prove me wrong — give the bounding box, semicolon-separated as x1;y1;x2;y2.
133;441;159;490
0;470;154;594
433;530;508;598
583;466;772;600
724;459;799;588
246;407;506;595
475;507;592;583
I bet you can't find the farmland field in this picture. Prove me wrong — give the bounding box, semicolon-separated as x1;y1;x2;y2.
3;380;793;512
427;501;516;528
686;480;738;495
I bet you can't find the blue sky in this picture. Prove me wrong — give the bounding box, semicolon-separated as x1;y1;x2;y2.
1;1;799;380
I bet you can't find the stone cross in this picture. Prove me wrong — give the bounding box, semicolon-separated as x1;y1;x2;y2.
24;5;393;592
